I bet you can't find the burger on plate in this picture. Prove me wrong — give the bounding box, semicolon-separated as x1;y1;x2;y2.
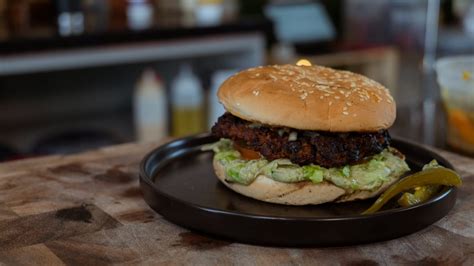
205;64;410;205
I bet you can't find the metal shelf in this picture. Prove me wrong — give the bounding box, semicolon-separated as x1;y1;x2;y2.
0;33;264;75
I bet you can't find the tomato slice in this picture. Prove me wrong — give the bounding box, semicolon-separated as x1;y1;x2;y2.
234;143;262;160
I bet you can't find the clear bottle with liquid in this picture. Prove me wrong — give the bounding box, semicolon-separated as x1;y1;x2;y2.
171;64;204;137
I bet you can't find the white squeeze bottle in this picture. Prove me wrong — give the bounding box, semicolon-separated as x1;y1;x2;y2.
133;69;168;142
171;64;204;137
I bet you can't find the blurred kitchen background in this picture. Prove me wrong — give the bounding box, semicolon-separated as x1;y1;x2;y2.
0;0;473;161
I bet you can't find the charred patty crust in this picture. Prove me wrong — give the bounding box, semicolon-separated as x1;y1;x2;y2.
211;113;391;168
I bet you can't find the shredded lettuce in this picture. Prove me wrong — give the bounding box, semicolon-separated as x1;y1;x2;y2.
303;165;324;183
422;160;441;170
204;139;411;190
261;159;307;183
224;159;268;185
202;138;233;153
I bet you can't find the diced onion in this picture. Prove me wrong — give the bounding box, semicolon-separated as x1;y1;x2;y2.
288;132;298;141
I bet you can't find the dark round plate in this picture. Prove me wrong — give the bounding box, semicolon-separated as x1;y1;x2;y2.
140;133;457;247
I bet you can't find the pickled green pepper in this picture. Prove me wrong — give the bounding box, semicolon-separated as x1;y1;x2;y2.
362;168;462;215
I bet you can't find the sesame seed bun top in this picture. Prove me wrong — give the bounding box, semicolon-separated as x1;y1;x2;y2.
217;64;396;132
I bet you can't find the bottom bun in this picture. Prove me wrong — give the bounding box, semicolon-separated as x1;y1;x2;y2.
213;158;400;205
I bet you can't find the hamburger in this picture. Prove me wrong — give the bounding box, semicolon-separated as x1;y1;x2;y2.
205;64;410;205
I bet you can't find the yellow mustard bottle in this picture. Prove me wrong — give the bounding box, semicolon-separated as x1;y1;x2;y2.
171;64;204;137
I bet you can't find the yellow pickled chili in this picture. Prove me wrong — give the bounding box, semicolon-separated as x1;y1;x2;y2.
362;168;462;215
398;185;440;207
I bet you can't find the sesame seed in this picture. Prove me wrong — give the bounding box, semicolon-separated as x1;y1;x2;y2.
343;111;349;115
335;96;340;99
320;96;324;99
343;106;348;111
253;90;260;96
347;102;352;106
329;101;333;106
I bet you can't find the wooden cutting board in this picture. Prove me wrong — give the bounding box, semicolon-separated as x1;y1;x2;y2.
0;140;472;265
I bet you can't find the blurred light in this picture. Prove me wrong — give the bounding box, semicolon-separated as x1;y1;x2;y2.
296;59;312;66
195;0;224;26
127;0;154;30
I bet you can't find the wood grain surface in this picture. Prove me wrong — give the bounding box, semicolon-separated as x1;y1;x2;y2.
0;140;472;265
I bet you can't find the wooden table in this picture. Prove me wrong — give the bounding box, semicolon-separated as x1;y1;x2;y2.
0;141;472;265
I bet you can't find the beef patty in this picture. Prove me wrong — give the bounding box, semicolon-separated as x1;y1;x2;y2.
211;113;391;168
